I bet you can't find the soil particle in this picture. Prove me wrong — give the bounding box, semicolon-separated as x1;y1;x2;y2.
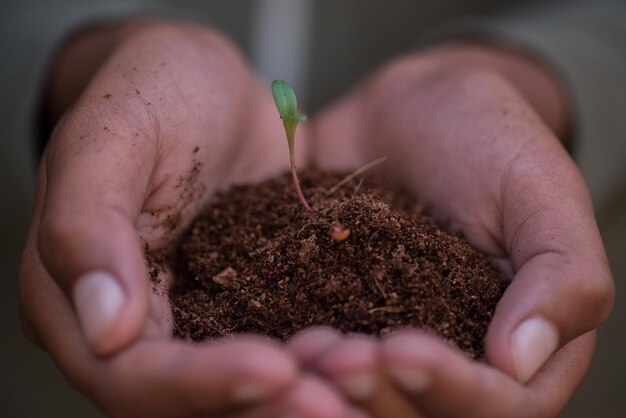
168;170;508;358
211;267;240;289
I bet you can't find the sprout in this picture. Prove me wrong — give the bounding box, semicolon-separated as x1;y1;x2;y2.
271;80;312;211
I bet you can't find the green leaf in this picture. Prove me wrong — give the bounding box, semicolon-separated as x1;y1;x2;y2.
272;80;299;119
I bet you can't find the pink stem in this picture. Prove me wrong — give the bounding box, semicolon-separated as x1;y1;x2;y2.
290;153;313;211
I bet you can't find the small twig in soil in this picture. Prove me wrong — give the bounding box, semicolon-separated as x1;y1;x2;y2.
352;178;364;196
367;228;381;251
368;306;403;314
296;221;324;239
372;274;387;298
170;306;190;336
325;156;389;196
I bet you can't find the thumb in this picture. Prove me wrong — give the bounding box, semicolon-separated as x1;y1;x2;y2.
486;145;614;383
37;111;157;356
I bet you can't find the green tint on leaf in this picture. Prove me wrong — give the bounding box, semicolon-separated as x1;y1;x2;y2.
272;80;306;121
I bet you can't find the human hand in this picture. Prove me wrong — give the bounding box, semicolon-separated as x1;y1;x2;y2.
19;22;354;418
304;44;615;417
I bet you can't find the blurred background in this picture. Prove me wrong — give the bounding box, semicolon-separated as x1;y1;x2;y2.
1;0;624;416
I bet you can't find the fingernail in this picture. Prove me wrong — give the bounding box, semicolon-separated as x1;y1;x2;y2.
72;271;125;346
232;383;276;402
510;316;559;383
336;373;377;400
387;366;430;392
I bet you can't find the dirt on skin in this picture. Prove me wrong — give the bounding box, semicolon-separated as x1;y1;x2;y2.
166;169;508;358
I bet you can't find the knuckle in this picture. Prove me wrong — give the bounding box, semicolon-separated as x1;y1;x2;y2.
37;212;85;282
574;270;615;324
38;212;76;253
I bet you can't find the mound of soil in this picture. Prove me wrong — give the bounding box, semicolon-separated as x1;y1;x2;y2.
167;170;508;358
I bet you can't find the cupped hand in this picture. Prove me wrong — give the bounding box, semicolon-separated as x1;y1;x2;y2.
19;22;354;418
301;44;615;417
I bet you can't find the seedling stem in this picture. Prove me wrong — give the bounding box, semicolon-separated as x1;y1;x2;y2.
272;80;312;211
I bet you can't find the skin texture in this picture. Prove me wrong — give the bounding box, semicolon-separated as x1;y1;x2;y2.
308;47;613;418
19;21;613;418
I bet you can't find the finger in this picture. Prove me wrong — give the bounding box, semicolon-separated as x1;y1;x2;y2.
314;336;421;418
287;326;343;367
343;406;373;418
486;141;614;383
99;338;298;417
22;207;298;418
281;376;351;418
226;375;350;418
82;338;299;417
37;99;158;355
287;327;403;418
381;330;594;418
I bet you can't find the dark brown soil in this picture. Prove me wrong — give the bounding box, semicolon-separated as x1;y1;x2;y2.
168;170;508;358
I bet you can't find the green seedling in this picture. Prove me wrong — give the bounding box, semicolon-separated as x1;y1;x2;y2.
272;80;312;211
